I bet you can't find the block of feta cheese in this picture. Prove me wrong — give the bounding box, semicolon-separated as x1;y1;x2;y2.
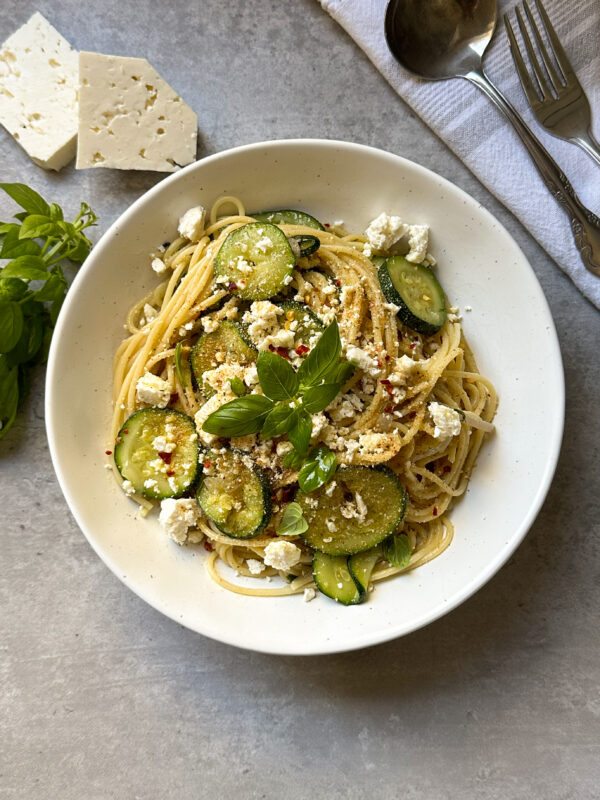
76;51;197;172
0;13;78;171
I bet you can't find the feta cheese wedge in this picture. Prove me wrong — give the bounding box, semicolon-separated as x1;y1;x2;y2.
76;51;197;172
0;13;78;170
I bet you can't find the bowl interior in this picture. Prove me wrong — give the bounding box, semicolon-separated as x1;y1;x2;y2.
46;140;564;654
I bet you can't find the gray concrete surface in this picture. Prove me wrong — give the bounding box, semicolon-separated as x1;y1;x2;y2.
1;1;599;798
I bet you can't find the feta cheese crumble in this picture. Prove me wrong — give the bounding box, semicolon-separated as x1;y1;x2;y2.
346;346;381;377
303;587;317;603
263;541;302;571
364;213;407;256
158;498;202;545
429;402;462;439
246;558;265;576
405;224;429;263
135;372;171;407
178;205;206;242
151;257;167;274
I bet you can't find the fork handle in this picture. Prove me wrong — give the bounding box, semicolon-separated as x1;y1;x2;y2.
466;68;600;278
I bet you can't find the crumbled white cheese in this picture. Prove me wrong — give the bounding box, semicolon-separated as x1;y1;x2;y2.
158;498;201;545
76;51;197;172
310;412;328;442
135;372;171;407
388;354;420;385
142;303;158;324
405;224;429;263
324;480;337;497
364;212;407;255
346;345;381;377
178;205;206;242
151;257;167;274
276;440;293;458
246;558;265;575
0;13;78;171
201;316;219;333
325;519;338;533
263;540;302;571
255;235;273;253
143;478;158;490
121;479;135;496
303;586;317;603
152;434;176;453
429;401;462;439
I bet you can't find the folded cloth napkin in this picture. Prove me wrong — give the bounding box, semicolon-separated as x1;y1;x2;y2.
320;0;600;308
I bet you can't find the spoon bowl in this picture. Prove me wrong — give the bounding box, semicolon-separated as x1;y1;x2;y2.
385;0;497;80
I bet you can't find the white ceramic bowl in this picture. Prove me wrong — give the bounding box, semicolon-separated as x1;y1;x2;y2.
46;139;564;655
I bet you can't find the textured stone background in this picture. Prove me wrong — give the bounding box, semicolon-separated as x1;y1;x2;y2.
1;1;599;798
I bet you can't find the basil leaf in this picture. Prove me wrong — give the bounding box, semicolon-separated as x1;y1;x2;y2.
0;183;50;217
32;268;66;303
301;382;340;414
298;446;337;493
297;319;341;390
2;256;48;282
287;408;312;455
0;226;42;258
256;350;299;401
202;394;274;437
0;278;29;302
0;302;24;353
382;533;411;569
7;314;44;366
49;203;63;221
334;361;355;385
19;215;58;240
262;401;297;439
276;502;309;536
282;448;304;469
0;360;19;439
229;376;246;397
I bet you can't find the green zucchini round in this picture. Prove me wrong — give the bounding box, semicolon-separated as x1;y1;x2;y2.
277;300;325;349
298;465;407;555
190;321;257;397
378;255;447;336
252;209;325;231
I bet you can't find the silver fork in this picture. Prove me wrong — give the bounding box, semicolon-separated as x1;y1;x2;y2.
504;0;600;167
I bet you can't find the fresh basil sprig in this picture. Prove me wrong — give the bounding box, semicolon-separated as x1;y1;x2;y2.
298;446;337;492
0;183;97;439
202;319;353;459
382;533;411;568
276;502;309;536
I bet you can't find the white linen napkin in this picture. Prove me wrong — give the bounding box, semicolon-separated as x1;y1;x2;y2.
320;0;600;308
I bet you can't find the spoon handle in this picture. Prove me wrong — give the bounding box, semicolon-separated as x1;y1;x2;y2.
466;68;600;279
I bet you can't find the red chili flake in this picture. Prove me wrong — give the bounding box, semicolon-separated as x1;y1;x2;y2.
384;405;393;413
335;280;341;287
433;507;438;516
295;344;309;356
385;354;391;362
170;392;179;404
443;465;451;473
166;469;175;477
408;412;416;419
398;332;403;341
276;347;290;360
324;301;331;307
227;281;238;292
159;452;172;465
203;541;214;552
268;344;275;352
281;485;295;503
105;450;112;455
324;223;330;227
203;460;212;469
409;343;416;350
377;360;382;367
381;379;391;385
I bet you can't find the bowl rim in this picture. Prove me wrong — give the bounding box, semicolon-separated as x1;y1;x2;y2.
45;138;565;654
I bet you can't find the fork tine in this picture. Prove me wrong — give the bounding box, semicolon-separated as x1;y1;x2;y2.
532;0;577;84
504;14;544;107
514;5;552;100
522;0;564;94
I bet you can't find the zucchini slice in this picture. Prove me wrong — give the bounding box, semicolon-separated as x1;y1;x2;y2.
298;465;407;555
214;222;295;300
313;552;362;605
289;235;321;257
277;300;325;349
114;408;199;499
348;547;381;594
196;449;272;538
190;321;256;396
378;256;447;336
253;209;325;231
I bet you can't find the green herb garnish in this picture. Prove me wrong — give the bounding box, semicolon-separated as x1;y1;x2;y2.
202;319;352;459
0;183;97;439
276;501;309;536
298;446;337;493
382;533;411;569
229;376;247;397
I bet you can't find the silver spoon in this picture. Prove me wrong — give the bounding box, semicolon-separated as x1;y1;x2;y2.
384;0;600;278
